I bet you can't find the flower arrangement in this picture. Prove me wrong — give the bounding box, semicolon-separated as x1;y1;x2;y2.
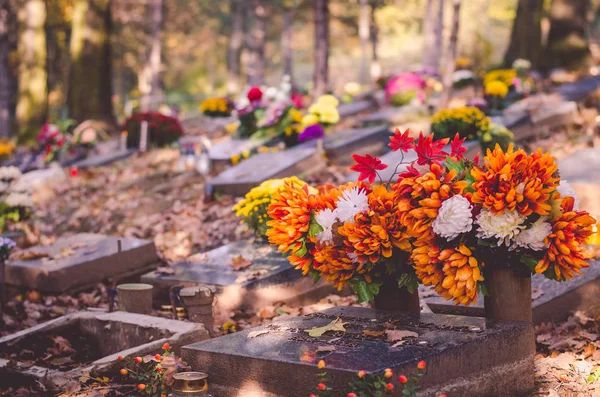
342;81;362;103
72;123;99;149
38;123;71;163
123;112;183;148
430;106;491;141
0;141;15;161
265;129;596;306
233;176;310;239
483;68;517;87
298;95;340;142
385;73;427;107
455;56;473;70
200;97;233;117
117;343;189;397
453;70;477;90
0;166;34;233
485;81;509;98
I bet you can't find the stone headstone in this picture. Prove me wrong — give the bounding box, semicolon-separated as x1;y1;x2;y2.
361;104;429;128
182;306;534;397
560;148;600;220
324;125;390;165
337;99;377;118
555;75;600;102
6;233;159;293
72;149;137;169
208;137;271;168
206;144;326;196
0;311;206;387
422;261;600;323
141;240;336;311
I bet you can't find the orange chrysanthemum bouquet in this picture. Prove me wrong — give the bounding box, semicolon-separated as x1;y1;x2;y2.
265;128;597;307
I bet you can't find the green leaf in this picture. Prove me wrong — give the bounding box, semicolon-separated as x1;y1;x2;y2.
444;156;464;176
398;272;419;294
520;255;538;272
308;216;324;237
478;282;489;297
295;242;308;258
349;279;382;303
308;270;321;284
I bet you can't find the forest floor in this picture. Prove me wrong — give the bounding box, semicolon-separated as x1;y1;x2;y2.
1;121;600;396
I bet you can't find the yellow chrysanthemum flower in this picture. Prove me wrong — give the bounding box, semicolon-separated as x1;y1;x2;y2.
485;81;509;98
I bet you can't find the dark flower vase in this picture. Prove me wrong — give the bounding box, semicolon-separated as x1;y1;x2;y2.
484;267;532;322
373;276;420;313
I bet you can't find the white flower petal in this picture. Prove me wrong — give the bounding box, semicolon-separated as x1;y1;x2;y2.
432;195;473;241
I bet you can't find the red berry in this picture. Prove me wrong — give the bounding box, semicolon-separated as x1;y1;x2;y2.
156;366;163;372
117;355;124;361
384;368;393;378
137;384;146;391
135;357;142;363
162;343;170;351
438;395;448;397
70;167;78;177
386;383;394;390
154;354;162;361
347;394;358;397
119;369;127;375
317;383;327;391
357;370;367;378
398;375;408;384
417;360;426;370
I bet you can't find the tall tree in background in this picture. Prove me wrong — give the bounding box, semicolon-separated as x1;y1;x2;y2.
282;0;296;83
227;0;246;93
422;0;436;70
0;0;11;137
369;0;380;79
504;0;543;69
439;0;461;109
16;0;47;141
69;0;114;124
313;0;329;96
139;0;163;111
543;0;591;70
246;0;266;86
359;0;369;84
432;0;444;72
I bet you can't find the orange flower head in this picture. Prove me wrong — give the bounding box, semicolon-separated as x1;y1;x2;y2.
471;145;559;217
395;163;467;241
338;185;411;265
410;239;444;287
535;197;596;280
313;243;360;290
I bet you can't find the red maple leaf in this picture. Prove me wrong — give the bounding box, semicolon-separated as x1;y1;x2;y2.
450;133;467;159
415;133;448;165
350;153;388;183
389;128;413;152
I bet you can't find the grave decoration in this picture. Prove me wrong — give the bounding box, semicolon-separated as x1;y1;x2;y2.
265;130;597;321
252;102;304;147
478;123;514;153
484;80;509;112
341;81;363;103
37;121;73;163
0;140;15;162
233;176;310;240
430;106;490;141
123;112;184;149
0;166;34;233
200;97;234;118
384;72;427;107
298;94;340;142
453;56;476;90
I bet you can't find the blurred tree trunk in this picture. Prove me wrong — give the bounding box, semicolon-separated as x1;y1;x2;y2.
69;0;114;124
439;0;461;109
359;0;369;84
16;0;47;142
0;0;10;138
432;0;444;71
282;1;295;83
369;0;380;80
227;0;245;94
422;0;436;71
139;0;163;111
314;0;329;96
246;0;266;86
543;0;591;70
504;0;543;69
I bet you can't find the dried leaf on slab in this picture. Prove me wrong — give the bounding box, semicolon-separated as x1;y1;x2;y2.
304;317;347;337
230;255;252;271
316;345;336;352
247;329;269;339
362;330;385;337
385;330;418;342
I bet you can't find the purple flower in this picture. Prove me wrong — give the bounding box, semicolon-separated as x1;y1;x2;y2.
298;124;325;142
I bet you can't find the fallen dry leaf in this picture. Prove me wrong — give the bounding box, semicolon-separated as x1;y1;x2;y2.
385;330;418;342
362;330;385;337
304;317;347;337
231;255;252;271
247;329;269;339
316;345;336;352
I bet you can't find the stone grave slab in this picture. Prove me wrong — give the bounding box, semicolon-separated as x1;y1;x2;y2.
6;233;159;293
72;149;137;169
206;144;326;196
208;137;271;170
182;306;534;397
0;311;207;389
422;261;600;323
560;148;600;226
361;104;429;127
344;138;479;183
337;99;377;118
555;75;600;102
324;125;390;165
141;239;337;311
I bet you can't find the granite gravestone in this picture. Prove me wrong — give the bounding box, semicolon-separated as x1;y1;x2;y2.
337;99;377;118
182;306;534;397
5;233;159;293
324;125;390;165
208;137;271;170
206;144;325;196
141;240;336;311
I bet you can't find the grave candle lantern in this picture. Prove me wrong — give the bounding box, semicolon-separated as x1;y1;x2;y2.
120;131;128;151
170;372;209;396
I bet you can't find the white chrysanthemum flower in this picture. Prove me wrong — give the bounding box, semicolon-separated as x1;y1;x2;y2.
315;208;337;244
265;87;278;100
432;195;473;241
556;180;579;210
4;192;33;208
0;166;21;182
476;209;525;246
511;216;552;251
334;187;369;224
